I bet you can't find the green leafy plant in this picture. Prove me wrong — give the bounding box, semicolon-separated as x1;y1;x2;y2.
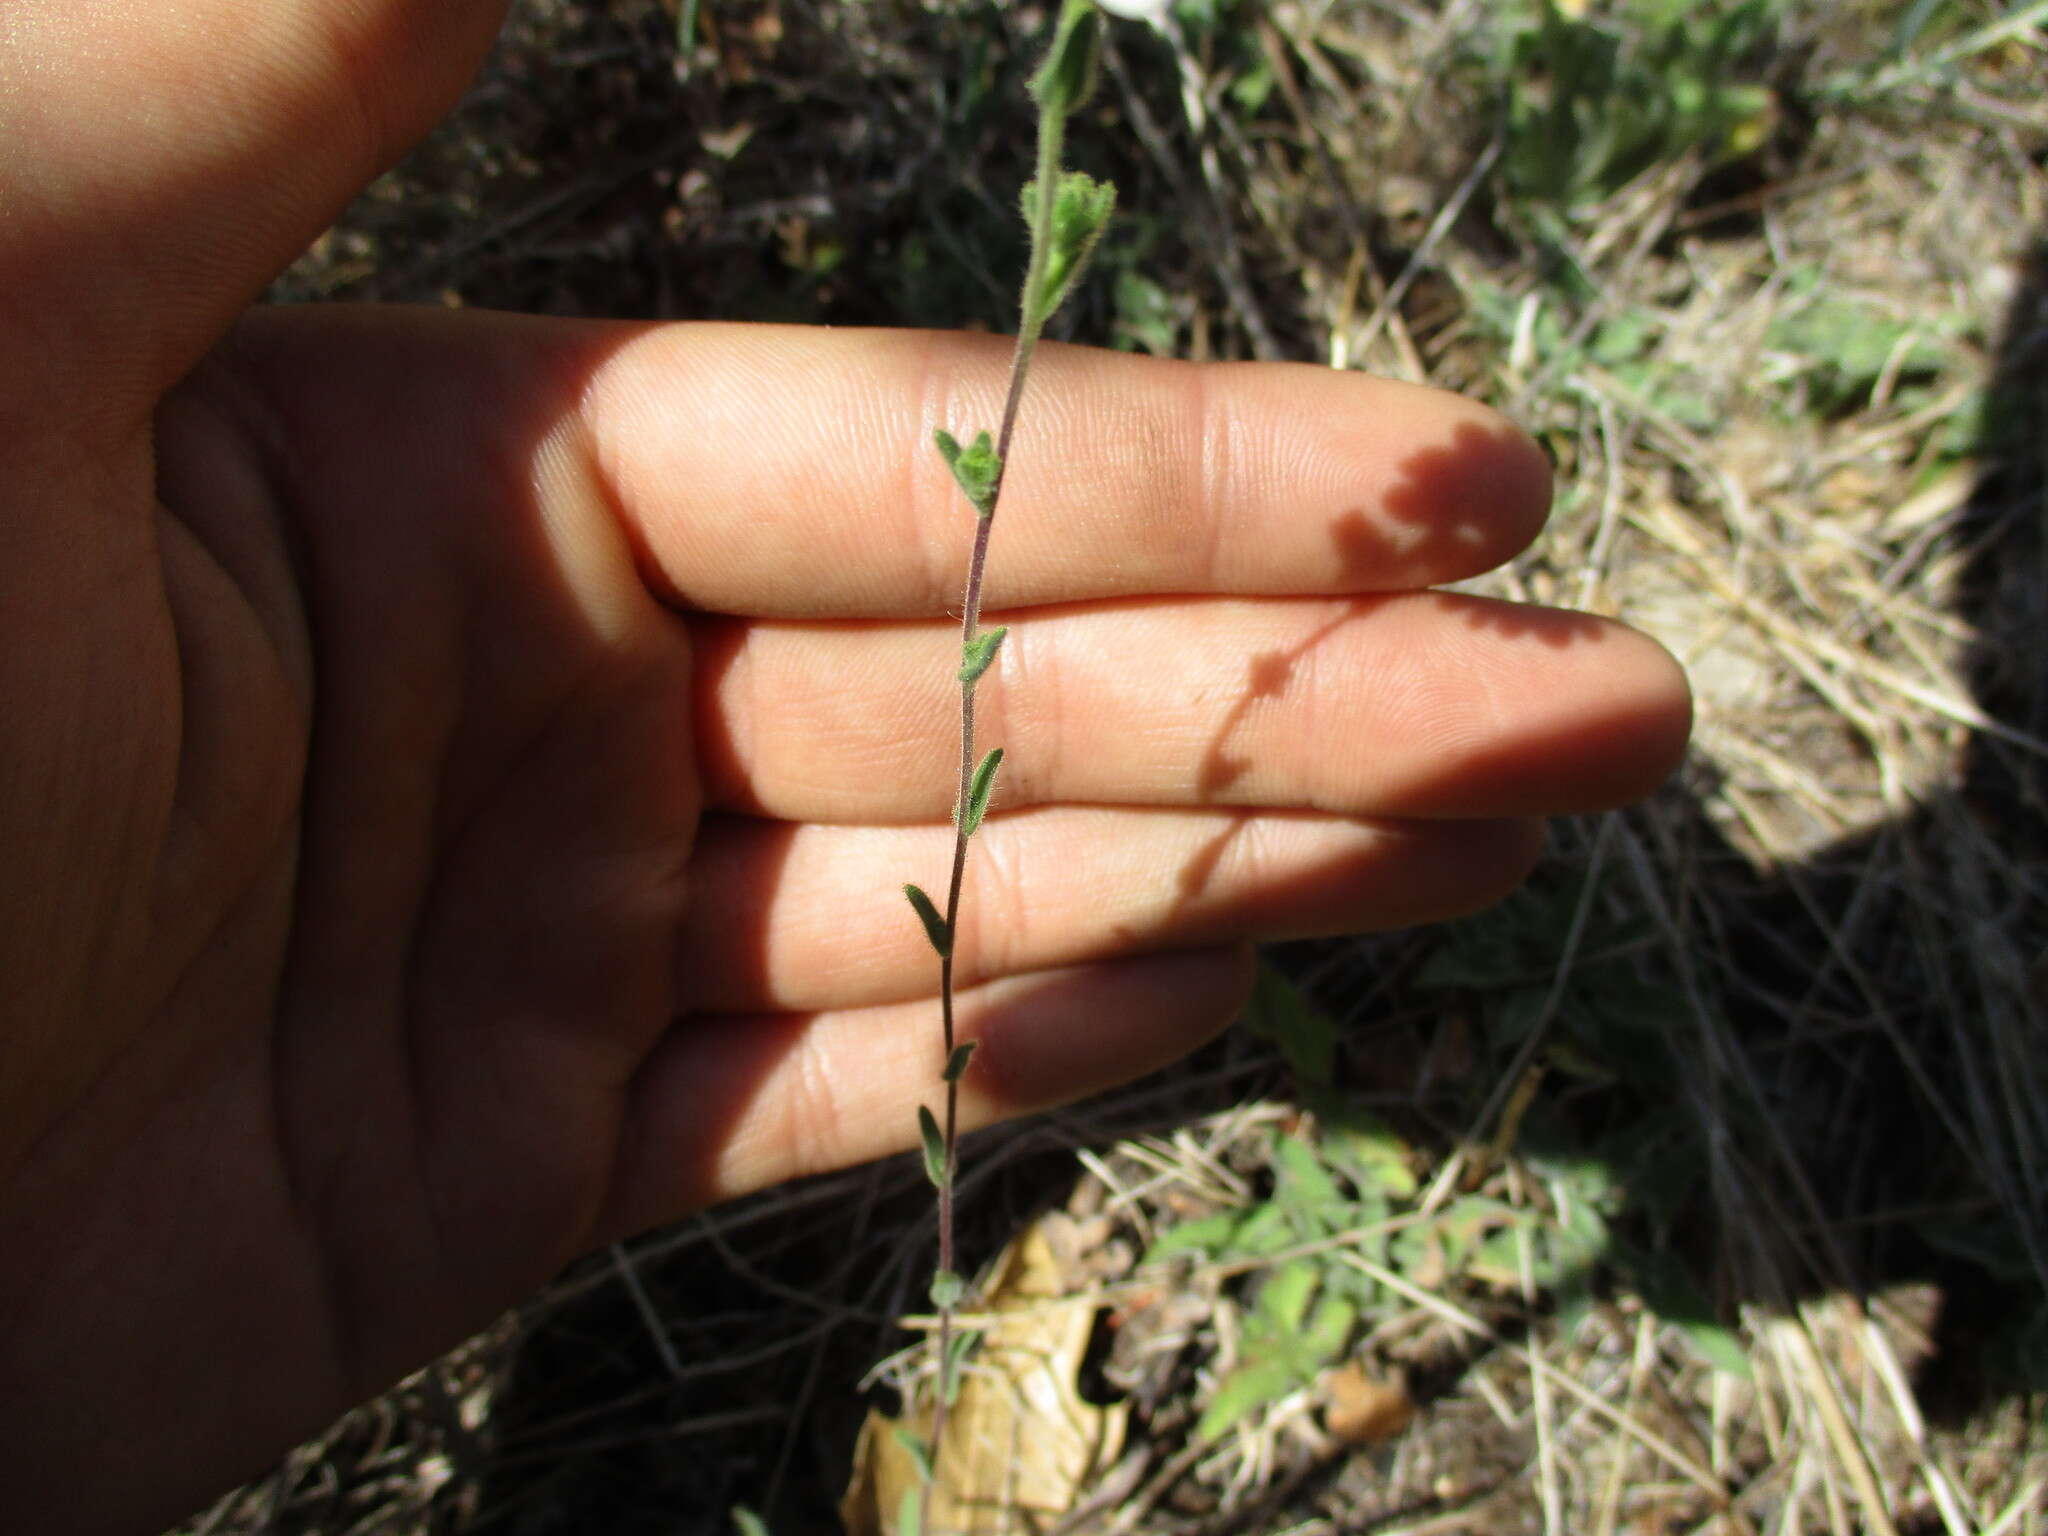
1488;0;1783;214
1765;266;1962;417
1197;1259;1357;1441
1143;1100;1564;1440
1145;937;1771;1443
1464;280;1720;429
1145;1105;1687;1440
1144;1111;1413;1439
897;1;1119;1524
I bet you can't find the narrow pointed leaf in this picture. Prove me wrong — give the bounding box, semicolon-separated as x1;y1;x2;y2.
897;1486;923;1536
891;1427;935;1484
958;746;1003;837
903;884;951;958
943;1040;978;1083
929;1269;966;1310
917;1105;947;1188
958;626;1008;685
942;1327;979;1405
1197;1357;1299;1442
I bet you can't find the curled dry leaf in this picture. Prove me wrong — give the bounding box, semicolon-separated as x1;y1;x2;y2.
842;1219;1127;1534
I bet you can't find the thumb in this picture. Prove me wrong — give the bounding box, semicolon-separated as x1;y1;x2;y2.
0;0;508;433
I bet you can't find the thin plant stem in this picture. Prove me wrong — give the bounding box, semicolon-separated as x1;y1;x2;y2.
912;7;1112;1524
920;66;1075;1536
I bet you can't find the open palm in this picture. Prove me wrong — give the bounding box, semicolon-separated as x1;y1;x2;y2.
0;4;1689;1533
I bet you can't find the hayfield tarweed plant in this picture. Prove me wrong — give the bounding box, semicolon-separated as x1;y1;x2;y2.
897;0;1121;1524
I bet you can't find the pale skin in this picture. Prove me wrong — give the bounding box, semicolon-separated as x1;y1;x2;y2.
0;2;1690;1531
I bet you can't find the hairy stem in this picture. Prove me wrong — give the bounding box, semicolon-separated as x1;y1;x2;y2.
913;5;1114;1522
921;83;1070;1533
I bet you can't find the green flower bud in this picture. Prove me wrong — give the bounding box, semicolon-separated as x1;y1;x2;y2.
1029;0;1103;119
1022;171;1116;320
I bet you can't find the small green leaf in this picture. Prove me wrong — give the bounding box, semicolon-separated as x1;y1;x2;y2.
943;1040;978;1083
903;884;951;959
897;1485;923;1536
1675;1317;1753;1378
731;1509;771;1536
1302;1294;1357;1367
1143;1211;1237;1265
934;428;1001;515
1224;1202;1295;1260
958;626;1009;685
1028;0;1102;118
942;1327;979;1405
917;1105;948;1188
1272;1134;1347;1226
929;1269;966;1310
1197;1356;1299;1441
1432;1195;1514;1274
1228;57;1276;112
1322;1109;1418;1201
958;747;1003;837
1325;1260;1382;1309
892;1426;935;1484
1258;1262;1319;1332
1243;964;1337;1087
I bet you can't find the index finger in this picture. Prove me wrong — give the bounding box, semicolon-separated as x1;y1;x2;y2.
585;324;1552;619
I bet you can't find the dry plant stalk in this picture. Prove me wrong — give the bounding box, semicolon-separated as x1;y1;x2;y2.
897;1;1118;1528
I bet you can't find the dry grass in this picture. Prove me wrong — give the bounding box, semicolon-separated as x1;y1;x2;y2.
182;0;2048;1532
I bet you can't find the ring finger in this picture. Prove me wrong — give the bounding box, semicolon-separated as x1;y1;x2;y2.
678;805;1545;1013
691;592;1690;825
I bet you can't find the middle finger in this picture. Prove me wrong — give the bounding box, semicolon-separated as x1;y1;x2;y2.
679;805;1545;1013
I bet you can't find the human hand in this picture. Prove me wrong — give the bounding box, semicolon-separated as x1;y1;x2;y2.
0;3;1688;1531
